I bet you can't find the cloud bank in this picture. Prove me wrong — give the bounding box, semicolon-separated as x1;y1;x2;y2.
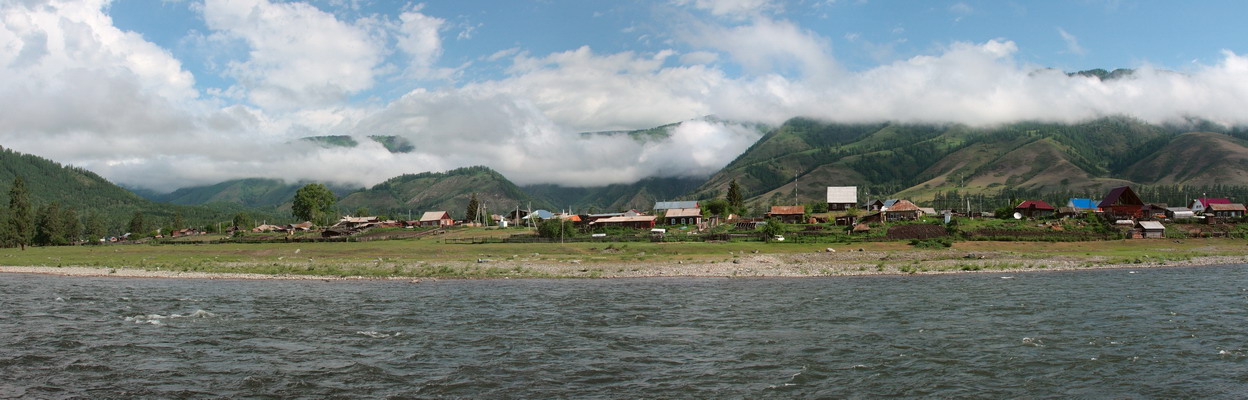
2;0;1248;192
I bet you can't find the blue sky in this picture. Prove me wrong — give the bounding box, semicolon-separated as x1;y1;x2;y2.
3;0;1248;190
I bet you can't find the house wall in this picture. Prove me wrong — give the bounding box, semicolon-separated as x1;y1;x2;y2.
828;202;855;211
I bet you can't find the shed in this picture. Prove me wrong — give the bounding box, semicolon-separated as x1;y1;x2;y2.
1136;220;1165;239
826;186;858;211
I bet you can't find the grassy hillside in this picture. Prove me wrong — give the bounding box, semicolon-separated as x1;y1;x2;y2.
0;147;261;235
522;177;705;212
144;178;358;208
338;166;541;219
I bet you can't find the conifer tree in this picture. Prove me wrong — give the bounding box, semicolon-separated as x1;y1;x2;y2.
465;193;480;223
8;177;32;250
726;179;744;211
128;211;145;236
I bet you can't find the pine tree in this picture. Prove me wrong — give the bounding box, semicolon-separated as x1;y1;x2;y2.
8;177;33;250
465;193;480;223
85;212;106;242
726;179;744;211
128;211;145;236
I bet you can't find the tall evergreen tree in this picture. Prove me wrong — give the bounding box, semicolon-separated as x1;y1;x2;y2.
85;212;106;242
128;211;145;236
34;202;63;246
8;177;32;250
465;193;480;223
726;179;744;210
62;208;81;244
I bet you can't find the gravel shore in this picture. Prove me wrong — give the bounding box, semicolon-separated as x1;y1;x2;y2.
4;249;1247;280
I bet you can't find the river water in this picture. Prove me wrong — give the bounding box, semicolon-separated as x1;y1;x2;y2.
3;266;1248;398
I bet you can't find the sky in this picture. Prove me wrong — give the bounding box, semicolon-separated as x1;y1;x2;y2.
3;0;1248;191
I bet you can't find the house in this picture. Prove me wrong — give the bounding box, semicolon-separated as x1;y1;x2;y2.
1015;200;1055;218
833;215;858;226
1207;203;1247;218
287;221;314;231
864;200;885;211
1136;220;1166;239
1191;198;1232;214
918;207;938;216
654;201;699;212
1165;207;1195;219
880;199;901;211
1098;186;1145;220
591;215;657;229
882;200;921;222
665;208;703;225
767;206;806;224
1066;198;1099;211
419;211;454;227
826;186;858;211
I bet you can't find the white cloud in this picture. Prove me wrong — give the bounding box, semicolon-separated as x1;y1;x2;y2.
1057;27;1087;56
201;0;385;110
9;1;1248;194
683;16;839;79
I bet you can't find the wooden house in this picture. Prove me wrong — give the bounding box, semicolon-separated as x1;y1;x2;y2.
419;211;454;227
1015;200;1055;218
664;208;703;226
825;186;858;211
767;206;806;224
883;200;921;222
1098;186;1145;220
864;199;885;211
1190;198;1232;214
1207;203;1246;218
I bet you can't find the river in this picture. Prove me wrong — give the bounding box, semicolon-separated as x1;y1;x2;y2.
3;265;1248;398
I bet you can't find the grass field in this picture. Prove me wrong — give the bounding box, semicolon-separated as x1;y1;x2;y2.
2;227;1246;278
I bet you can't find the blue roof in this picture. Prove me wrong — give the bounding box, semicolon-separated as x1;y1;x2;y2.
1067;198;1097;209
524;210;555;219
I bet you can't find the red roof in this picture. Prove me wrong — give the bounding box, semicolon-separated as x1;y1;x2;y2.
1015;200;1055;210
1195;198;1232;206
1098;186;1143;208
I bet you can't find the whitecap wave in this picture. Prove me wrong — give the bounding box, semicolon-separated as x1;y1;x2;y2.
357;331;400;338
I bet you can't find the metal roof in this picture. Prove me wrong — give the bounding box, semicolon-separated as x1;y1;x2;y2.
654;201;699;210
419;211;450;221
1137;221;1165;230
768;205;805;215
1067;198;1097;209
664;208;702;218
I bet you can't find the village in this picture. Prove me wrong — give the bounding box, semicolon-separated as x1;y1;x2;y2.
154;185;1248;245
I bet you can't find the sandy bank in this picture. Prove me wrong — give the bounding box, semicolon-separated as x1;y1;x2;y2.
4;249;1247;280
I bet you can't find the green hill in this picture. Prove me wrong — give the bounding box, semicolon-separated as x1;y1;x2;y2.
0;147;261;235
143;178;358;209
337;166;541;219
521;177;705;212
686;116;1230;208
